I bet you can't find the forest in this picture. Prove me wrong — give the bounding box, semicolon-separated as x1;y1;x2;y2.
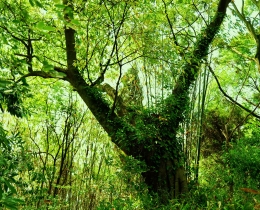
0;0;260;209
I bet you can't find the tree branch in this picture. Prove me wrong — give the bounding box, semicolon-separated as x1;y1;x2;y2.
228;46;256;62
230;1;260;72
0;25;28;47
172;0;231;95
208;65;260;119
62;0;130;150
91;2;129;87
16;69;67;83
252;0;260;11
162;0;180;48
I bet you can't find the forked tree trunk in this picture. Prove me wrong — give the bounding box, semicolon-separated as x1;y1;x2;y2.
62;0;230;204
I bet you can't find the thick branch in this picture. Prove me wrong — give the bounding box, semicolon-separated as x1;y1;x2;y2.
62;0;132;152
173;0;231;96
16;68;67;83
169;0;230;127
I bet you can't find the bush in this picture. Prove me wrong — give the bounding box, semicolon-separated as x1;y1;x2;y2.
0;125;27;209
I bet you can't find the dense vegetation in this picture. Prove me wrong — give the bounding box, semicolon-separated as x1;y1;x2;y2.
0;0;260;209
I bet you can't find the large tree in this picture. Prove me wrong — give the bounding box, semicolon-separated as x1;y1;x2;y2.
0;0;231;203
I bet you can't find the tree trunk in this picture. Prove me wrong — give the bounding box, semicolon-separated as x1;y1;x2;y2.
142;157;188;202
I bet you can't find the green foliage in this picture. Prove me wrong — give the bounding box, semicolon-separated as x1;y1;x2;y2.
0;125;27;209
227;125;260;187
0;0;259;208
201;103;247;156
0;78;29;117
186;123;260;209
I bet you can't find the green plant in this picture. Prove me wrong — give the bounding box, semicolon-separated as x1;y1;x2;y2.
0;126;26;209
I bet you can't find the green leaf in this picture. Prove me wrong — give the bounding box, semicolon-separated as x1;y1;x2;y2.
4;181;16;194
21;77;29;86
29;0;35;7
0;79;12;88
12;20;20;24
43;65;54;72
54;4;65;9
2;196;20;210
35;0;44;8
191;68;194;75
42;60;54;71
36;22;56;31
2;36;8;44
71;19;80;26
0;177;5;183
